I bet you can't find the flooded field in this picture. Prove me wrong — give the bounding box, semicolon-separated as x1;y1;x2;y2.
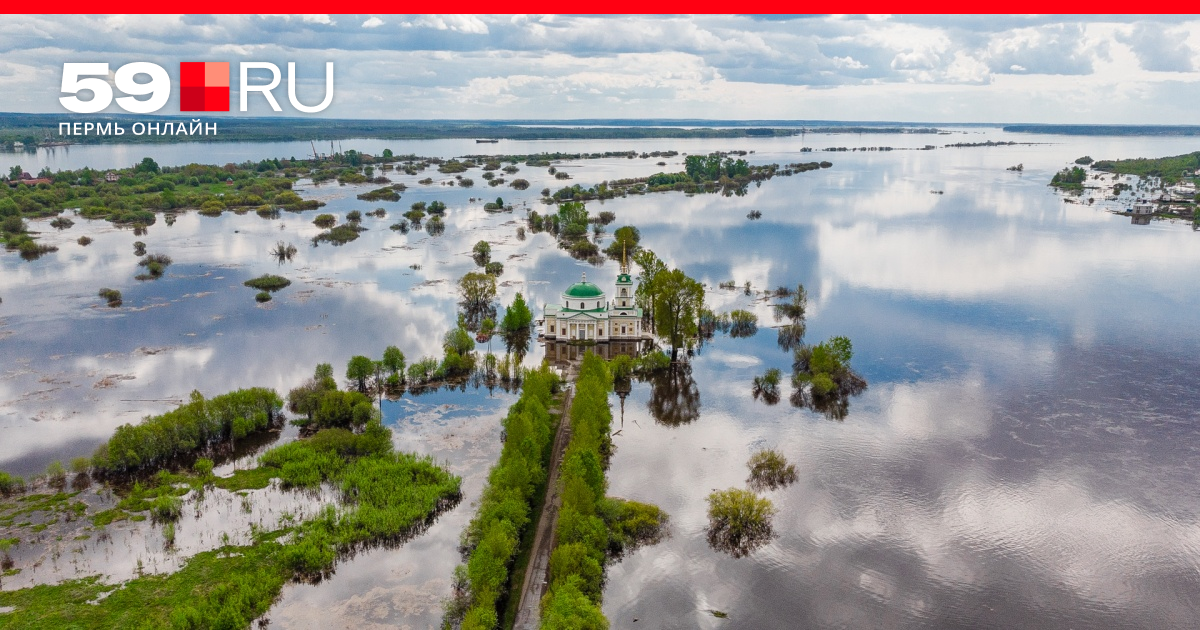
2;130;1200;627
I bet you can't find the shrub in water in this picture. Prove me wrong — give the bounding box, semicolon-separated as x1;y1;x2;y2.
243;274;291;292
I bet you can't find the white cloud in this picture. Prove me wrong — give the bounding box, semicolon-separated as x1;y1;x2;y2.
362;17;384;29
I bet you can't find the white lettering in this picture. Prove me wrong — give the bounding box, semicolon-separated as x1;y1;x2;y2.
113;62;170;114
287;62;334;113
59;63;113;114
240;62;282;112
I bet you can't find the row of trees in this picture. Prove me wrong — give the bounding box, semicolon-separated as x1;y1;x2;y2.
92;388;282;474
450;368;560;629
542;353;667;628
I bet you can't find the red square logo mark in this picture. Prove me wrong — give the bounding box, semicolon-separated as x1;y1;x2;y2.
180;62;229;112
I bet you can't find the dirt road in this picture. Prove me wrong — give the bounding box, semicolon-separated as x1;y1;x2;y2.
512;385;574;630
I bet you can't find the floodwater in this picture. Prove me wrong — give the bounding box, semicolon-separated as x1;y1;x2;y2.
3;129;1200;628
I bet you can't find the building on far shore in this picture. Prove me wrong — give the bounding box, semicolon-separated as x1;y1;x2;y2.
543;257;644;342
1131;202;1155;215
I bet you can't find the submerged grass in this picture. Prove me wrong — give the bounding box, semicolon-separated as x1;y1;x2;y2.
0;421;461;630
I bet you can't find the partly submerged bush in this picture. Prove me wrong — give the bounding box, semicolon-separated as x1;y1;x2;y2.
98;288;122;307
705;488;775;558
243;274;291;292
746;449;797;491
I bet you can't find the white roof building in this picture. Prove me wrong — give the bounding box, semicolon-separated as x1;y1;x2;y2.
543;259;644;342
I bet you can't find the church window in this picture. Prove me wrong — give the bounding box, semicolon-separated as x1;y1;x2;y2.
621;288;627;296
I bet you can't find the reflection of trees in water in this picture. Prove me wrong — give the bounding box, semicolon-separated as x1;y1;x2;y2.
458;303;497;333
706;522;774;558
647;365;701;426
789;372;867;421
502;329;531;363
776;323;806;352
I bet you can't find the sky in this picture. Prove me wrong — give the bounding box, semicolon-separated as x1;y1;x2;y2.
2;14;1200;123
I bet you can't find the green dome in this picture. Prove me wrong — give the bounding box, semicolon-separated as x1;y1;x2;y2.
564;281;604;298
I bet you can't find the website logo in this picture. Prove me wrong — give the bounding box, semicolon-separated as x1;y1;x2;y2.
59;62;333;114
180;62;230;112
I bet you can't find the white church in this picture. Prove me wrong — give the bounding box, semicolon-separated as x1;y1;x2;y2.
542;259;644;342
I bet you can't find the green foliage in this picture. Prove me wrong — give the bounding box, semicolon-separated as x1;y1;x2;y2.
501;292;534;334
444;327;475;356
255;291;271;303
92;388;281;475
287;371;338;420
472;240;491;266
684;153;751;181
313;213;336;228
601;498;668;555
312;224;364;246
541;352;660;624
136;253;172;280
705;488;775;557
1092;151;1200;184
311;390;376;431
192;458;214;478
746;449;797;490
0;470;23;496
455;368;559;625
603;225;641;258
632;249;666;322
243;274;291;292
1050;166;1088;189
149;494;183;522
0;421;460;630
541;577;609;630
557;201;590;240
346;355;375;392
98;288;122;307
458;271;497;310
406;357;440;384
729;309;758;338
382;346;406;376
651;268;705;360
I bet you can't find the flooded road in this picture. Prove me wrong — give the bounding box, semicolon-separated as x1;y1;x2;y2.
2;130;1200;627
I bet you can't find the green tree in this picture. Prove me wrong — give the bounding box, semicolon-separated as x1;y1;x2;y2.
314;363;334;380
458;271;497;311
346;355;375;393
501;292;533;333
633;249;666;326
381;346;405;377
135;157;161;174
652;268;704;361
444;327;475;356
7;165;21;180
609;225;640;256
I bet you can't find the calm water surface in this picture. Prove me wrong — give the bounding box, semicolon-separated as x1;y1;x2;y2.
2;130;1199;628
